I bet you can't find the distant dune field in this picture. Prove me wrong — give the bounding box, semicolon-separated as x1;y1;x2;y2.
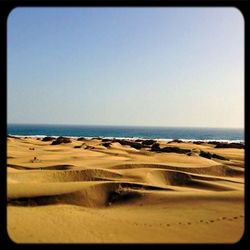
7;137;244;243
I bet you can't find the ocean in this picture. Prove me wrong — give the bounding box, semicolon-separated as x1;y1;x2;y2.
7;124;244;143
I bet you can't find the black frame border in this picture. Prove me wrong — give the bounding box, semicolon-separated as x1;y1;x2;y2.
1;0;249;249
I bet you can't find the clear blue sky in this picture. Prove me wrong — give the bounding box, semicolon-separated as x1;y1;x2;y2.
7;7;244;128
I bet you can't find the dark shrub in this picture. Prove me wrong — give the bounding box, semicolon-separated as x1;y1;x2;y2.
215;143;244;149
207;141;221;145
161;147;191;154
142;140;156;146
200;150;229;160
115;140;128;146
199;151;212;159
102;142;111;148
77;137;86;141
102;138;111;142
135;139;143;143
51;140;60;145
110;139;142;149
151;143;161;152
42;136;55;142
51;136;71;145
212;153;228;161
129;142;142;150
193;141;204;145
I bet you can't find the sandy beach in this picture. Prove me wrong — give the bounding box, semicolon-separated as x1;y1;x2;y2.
7;136;244;243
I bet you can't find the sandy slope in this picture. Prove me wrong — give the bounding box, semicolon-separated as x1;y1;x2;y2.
7;137;244;243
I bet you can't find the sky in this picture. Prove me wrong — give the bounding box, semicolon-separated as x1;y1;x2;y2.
7;7;244;128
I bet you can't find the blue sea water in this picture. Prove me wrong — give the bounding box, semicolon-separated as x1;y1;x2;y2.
7;124;244;143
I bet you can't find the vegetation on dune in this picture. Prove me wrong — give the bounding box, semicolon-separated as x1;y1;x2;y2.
51;136;71;145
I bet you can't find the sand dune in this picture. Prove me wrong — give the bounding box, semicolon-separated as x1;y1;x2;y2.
7;137;244;243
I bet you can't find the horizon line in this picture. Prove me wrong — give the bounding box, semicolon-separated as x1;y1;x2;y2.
7;122;244;130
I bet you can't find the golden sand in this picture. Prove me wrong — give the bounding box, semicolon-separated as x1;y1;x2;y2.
7;137;244;243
